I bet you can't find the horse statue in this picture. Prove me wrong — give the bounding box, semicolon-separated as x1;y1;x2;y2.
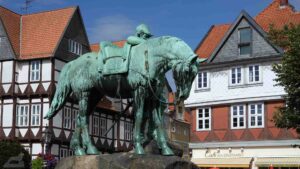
44;36;205;156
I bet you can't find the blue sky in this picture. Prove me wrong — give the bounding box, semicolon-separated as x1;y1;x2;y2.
1;0;300;49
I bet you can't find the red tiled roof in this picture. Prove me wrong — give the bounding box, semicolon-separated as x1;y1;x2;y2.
196;0;300;59
0;6;76;59
195;24;230;58
0;6;21;56
90;40;127;52
20;7;76;59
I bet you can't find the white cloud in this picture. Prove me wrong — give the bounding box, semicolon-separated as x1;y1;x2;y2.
89;15;136;43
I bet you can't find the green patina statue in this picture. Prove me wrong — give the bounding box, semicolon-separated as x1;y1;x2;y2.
44;24;205;156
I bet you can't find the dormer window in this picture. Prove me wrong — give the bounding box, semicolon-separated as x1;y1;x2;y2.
68;39;82;55
238;27;252;55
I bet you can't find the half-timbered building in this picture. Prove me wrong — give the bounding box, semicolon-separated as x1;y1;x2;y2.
0;6;133;160
185;0;300;168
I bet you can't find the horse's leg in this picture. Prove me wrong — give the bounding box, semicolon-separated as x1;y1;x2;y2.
78;91;99;155
70;113;86;156
152;104;174;156
133;87;146;155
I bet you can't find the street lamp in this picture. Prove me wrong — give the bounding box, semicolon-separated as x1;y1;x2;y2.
41;125;53;155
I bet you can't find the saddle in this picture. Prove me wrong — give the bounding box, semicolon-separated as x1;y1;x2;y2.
99;42;131;75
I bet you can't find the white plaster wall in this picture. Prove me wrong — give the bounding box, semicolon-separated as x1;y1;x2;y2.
54;59;65;71
107;119;112;139
3;103;13;127
53;110;62;128
51;144;59;156
42;60;51;81
32;143;42;155
185;62;285;107
120;120;124;140
2;61;13;83
43;103;49;126
17;61;29;83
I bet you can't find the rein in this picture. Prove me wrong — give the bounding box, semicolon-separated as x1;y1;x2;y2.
144;50;176;105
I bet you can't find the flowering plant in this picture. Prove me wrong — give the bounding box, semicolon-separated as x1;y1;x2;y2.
37;153;57;169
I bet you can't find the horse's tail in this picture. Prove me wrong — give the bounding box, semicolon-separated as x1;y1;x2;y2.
45;63;72;119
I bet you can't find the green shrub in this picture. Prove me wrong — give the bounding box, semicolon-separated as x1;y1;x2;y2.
31;157;43;169
0;141;31;169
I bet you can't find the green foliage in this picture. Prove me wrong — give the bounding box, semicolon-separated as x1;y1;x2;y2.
31;157;43;169
269;24;300;134
0;141;31;169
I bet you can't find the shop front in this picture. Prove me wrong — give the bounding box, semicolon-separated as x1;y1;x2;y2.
190;140;300;169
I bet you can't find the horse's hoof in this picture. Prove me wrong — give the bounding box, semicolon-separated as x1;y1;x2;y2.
86;145;99;155
75;148;86;156
161;147;174;156
134;144;145;155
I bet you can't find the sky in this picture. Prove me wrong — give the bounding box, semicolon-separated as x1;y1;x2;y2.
1;0;300;49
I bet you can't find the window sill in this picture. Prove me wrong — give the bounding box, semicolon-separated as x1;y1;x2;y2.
228;82;263;89
248;126;264;129
231;127;246;130
195;88;210;92
196;129;211;132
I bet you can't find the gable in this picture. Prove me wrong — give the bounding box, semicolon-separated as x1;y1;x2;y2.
54;8;90;61
209;12;282;63
0;19;16;60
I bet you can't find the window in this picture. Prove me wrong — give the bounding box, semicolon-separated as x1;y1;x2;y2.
99;118;106;136
72;109;78;129
31;104;41;126
231;105;246;129
124;121;133;140
249;65;260;83
196;108;211;131
30;61;40;81
197;72;209;89
92;116;99;136
16;105;29;126
239;27;252;55
63;107;71;129
60;148;68;159
68;39;82;55
231;67;242;85
248;103;264;128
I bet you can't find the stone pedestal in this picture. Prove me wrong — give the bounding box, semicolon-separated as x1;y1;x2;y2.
55;153;199;169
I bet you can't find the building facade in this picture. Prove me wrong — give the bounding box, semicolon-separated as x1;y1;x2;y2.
0;6;133;160
185;0;300;168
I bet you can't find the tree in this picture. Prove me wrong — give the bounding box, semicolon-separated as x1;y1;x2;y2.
269;24;300;134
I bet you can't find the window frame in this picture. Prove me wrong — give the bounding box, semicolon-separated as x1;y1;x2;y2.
63;107;72;129
72;109;78;130
16;105;29;127
196;107;211;131
68;39;83;55
124;121;133;141
92;116;99;136
99;117;107;137
230;104;246;129
196;71;209;90
230;67;243;86
30;60;41;82
248;64;262;84
31;104;41;126
238;27;252;56
248;103;265;128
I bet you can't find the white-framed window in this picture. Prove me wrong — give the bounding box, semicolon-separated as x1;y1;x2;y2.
196;107;211;131
31;104;41;126
248;65;260;83
16;105;29;126
63;107;71;129
248;103;264;128
72;109;78;129
197;72;209;89
238;27;252;55
231;105;246;129
99;118;106;136
230;67;243;85
30;61;40;81
68;39;82;55
92;116;99;136
124;121;133;140
60;148;68;159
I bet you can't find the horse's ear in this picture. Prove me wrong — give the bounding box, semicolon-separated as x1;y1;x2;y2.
196;58;207;65
188;55;198;65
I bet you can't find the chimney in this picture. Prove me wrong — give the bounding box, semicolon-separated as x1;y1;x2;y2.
279;0;289;7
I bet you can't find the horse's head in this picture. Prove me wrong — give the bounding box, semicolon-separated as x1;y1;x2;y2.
172;54;206;103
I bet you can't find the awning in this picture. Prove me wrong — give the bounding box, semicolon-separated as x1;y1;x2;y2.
191;158;252;168
256;157;300;167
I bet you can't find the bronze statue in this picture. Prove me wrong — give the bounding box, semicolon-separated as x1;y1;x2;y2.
44;25;205;156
